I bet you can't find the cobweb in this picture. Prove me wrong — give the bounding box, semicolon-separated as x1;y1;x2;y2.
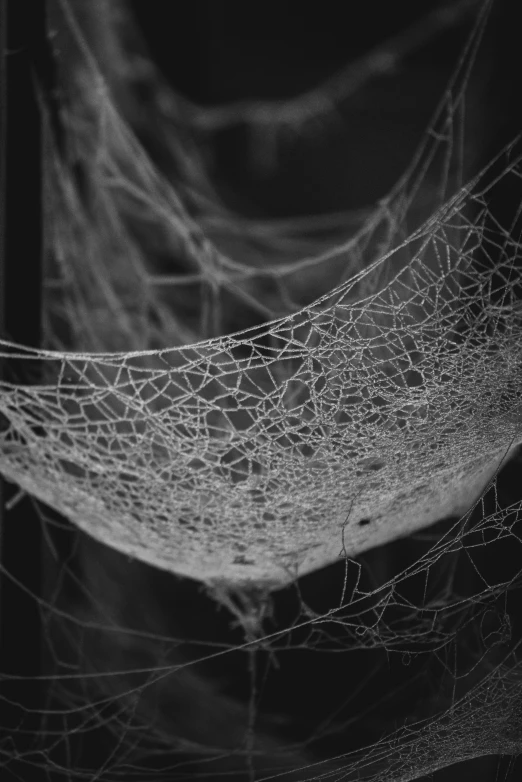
1;0;522;779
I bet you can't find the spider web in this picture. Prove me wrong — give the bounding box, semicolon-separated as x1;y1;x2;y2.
1;0;522;780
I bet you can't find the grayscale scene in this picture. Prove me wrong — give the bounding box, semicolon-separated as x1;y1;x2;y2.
1;1;522;780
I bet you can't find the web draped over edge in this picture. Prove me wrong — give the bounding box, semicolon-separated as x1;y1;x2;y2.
1;170;522;589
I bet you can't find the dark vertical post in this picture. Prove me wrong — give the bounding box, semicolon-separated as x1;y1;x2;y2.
477;0;522;306
0;0;45;777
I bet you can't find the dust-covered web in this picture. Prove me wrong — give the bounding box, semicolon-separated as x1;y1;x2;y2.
1;0;522;779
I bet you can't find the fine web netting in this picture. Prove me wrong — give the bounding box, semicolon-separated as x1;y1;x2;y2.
1;1;522;780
